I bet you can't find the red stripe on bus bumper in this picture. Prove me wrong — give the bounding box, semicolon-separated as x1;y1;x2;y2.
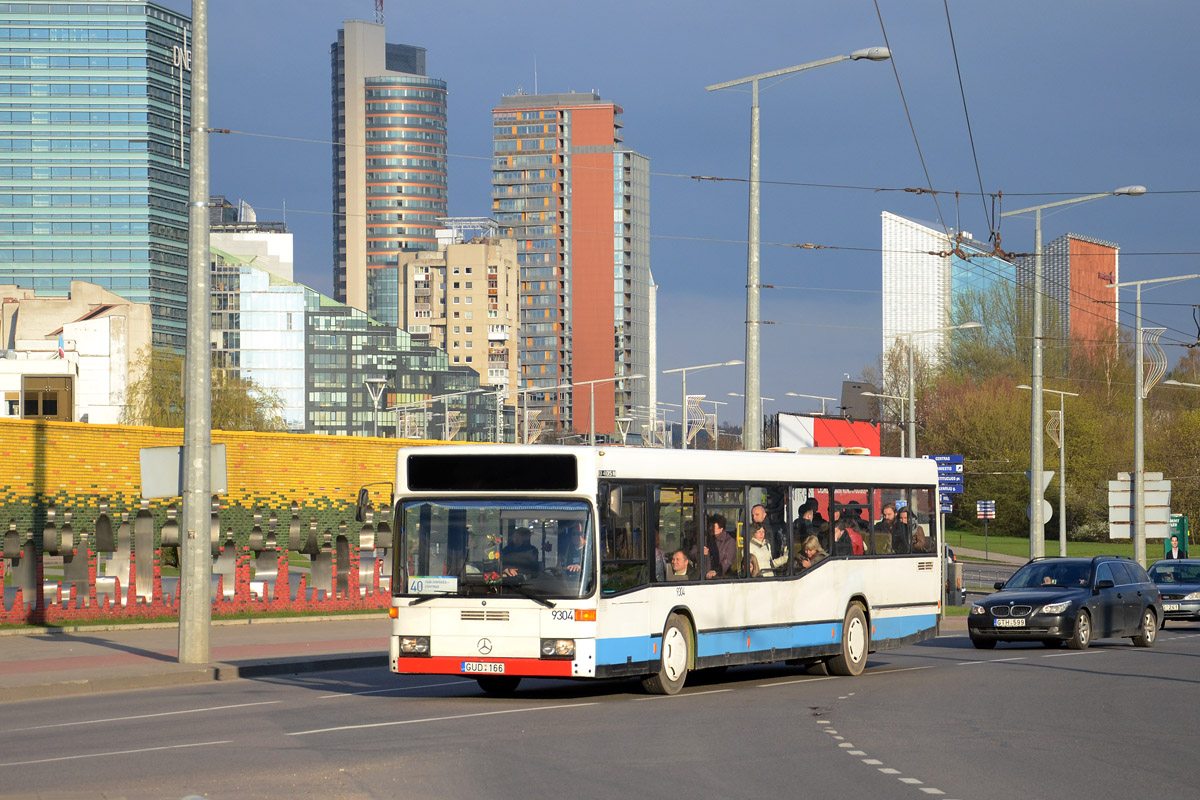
395;656;575;677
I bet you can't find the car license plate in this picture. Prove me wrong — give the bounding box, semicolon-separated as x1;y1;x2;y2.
1163;603;1181;612
461;661;505;674
995;618;1026;628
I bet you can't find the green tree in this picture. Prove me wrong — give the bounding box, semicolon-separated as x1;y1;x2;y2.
120;348;286;432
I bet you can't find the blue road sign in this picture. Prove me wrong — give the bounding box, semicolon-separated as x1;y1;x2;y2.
925;454;963;464
936;463;964;473
938;473;964;484
940;485;963;495
940;503;954;513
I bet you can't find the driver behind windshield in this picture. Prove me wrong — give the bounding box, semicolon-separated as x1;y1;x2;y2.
501;527;539;578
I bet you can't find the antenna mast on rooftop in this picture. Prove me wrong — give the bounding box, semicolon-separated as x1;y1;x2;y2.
374;0;384;25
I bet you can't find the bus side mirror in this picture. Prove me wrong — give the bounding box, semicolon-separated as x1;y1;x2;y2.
607;486;623;517
354;487;370;523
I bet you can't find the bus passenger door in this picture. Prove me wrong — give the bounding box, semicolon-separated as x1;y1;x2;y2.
599;483;653;670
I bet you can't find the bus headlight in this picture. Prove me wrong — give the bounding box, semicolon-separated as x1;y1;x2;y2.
540;638;575;658
399;636;430;655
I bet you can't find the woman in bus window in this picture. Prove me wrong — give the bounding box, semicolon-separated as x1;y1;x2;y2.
797;536;827;572
748;522;788;577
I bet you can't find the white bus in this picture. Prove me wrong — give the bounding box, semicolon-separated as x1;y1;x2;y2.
376;444;943;695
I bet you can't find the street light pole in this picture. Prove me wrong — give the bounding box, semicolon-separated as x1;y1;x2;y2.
1018;384;1079;557
893;322;980;458
573;374;646;445
707;47;889;451
663;360;743;450
1110;273;1199;565
1001;186;1145;558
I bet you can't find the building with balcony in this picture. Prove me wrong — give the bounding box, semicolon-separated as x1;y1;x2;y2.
0;1;192;348
492;91;653;440
330;20;447;325
398;235;519;400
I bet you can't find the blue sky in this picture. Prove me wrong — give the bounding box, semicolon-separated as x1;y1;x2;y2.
166;0;1200;422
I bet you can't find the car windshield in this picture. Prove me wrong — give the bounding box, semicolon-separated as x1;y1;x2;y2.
398;499;595;600
1149;563;1200;584
1006;561;1091;589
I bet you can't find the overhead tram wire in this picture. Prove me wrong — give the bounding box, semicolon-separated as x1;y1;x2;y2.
242;194;1198;345
215;128;1200;197
215;129;1197;343
943;0;995;237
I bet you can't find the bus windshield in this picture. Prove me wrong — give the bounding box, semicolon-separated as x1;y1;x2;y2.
398;499;595;600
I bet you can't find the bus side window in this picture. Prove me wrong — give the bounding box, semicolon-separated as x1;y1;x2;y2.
601;482;650;593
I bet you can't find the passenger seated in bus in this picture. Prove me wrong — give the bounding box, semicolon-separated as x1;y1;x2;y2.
667;549;697;581
873;503;897;555
831;518;864;556
797;535;827;572
748;522;788;577
501;527;539;578
894;507;919;553
562;525;588;573
694;513;736;579
908;514;933;554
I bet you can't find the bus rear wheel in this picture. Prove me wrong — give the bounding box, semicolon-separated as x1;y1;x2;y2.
827;603;868;677
642;613;691;695
476;676;521;695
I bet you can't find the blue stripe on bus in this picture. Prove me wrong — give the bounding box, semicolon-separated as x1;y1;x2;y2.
596;634;655;665
594;613;936;666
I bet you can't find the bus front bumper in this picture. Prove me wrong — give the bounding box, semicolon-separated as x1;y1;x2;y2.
394;655;578;678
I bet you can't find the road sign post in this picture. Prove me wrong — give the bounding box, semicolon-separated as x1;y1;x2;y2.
977;499;996;558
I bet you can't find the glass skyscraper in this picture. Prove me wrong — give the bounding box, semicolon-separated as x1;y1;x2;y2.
0;1;191;348
331;21;447;325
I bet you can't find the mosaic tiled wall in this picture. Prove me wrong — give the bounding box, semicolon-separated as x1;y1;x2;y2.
0;418;436;624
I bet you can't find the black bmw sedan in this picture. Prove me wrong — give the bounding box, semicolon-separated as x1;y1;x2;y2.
967;556;1161;650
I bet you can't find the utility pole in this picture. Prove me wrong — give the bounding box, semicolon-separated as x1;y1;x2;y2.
179;0;211;664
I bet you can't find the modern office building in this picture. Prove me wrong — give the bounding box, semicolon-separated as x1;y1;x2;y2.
210;251;499;440
1015;232;1120;357
0;1;192;348
492;91;653;440
398;235;521;398
331;20;447;324
881;211;1017;369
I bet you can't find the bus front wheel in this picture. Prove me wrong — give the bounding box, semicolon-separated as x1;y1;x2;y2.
642;613;691;695
827;603;868;677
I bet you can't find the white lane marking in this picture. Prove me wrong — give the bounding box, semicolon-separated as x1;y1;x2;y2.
862;759;883;765
319;680;468;698
758;676;837;687
0;740;231;768
957;656;1026;665
866;666;935;676
1041;650;1102;658
919;789;946;795
816;720;831;724
837;742;855;748
848;750;866;756
8;701;281;732
634;689;732;702
832;735;844;740
879;767;901;774
900;777;923;784
288;702;598;736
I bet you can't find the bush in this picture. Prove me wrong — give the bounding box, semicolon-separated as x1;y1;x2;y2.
1070;520;1110;543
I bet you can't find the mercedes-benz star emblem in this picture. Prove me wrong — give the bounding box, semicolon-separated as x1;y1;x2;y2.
477;638;493;655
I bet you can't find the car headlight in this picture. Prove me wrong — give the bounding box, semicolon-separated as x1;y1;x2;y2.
1184;591;1200;601
540;638;575;658
1040;601;1071;615
399;636;430;655
970;604;986;615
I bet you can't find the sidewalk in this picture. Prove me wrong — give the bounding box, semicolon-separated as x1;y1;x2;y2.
952;545;1028;565
0;615;388;703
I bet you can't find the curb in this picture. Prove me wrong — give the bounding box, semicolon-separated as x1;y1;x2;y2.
0;653;388;705
0;614;387;638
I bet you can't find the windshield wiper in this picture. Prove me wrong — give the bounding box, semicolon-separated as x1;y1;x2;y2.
502;581;556;608
408;594;439;606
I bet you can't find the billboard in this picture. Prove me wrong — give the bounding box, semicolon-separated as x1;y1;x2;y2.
777;412;881;455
